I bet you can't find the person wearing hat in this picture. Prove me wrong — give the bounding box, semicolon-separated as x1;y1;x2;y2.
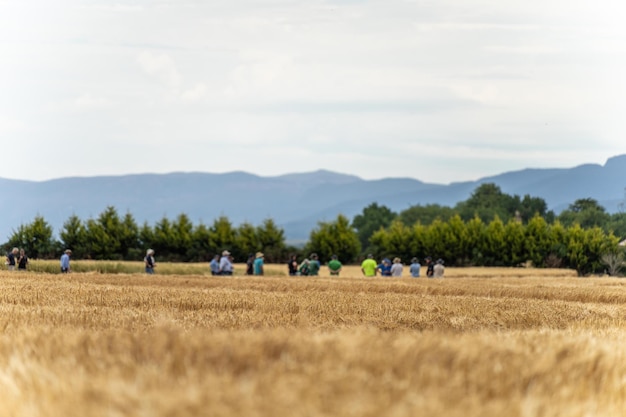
433;258;445;278
308;253;321;276
390;257;403;277
60;249;72;273
253;252;264;276
409;257;421;278
219;250;233;276
377;258;392;277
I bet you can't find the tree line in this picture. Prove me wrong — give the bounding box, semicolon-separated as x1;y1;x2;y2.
3;183;625;275
2;207;288;263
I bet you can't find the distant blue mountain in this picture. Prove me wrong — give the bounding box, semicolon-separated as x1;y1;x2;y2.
1;156;625;242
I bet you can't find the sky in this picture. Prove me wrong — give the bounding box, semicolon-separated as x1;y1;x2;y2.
1;0;626;184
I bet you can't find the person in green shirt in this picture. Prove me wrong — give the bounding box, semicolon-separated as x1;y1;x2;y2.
308;253;321;276
361;254;377;277
328;254;342;276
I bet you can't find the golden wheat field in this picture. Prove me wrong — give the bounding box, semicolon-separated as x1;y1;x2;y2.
1;264;625;416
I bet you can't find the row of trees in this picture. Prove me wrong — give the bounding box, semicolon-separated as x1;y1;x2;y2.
368;216;619;276
3;207;288;263
3;184;624;275
351;184;626;253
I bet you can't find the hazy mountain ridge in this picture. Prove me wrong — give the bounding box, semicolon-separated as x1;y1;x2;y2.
1;156;625;242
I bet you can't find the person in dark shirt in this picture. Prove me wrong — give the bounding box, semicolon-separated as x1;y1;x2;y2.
17;249;28;271
425;256;435;278
246;253;255;275
288;255;299;276
6;247;18;271
377;258;392;277
144;249;156;274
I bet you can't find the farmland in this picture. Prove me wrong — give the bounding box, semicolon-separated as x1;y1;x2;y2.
0;264;625;416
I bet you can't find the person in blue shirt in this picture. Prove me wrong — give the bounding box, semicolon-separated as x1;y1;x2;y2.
253;252;264;275
409;257;421;278
210;255;220;275
377;258;392;277
60;249;72;273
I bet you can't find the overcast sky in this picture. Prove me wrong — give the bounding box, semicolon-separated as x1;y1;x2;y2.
1;0;625;184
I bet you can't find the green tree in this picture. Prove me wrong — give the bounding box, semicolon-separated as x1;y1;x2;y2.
83;206;126;259
503;219;526;266
307;214;361;263
525;215;552;267
256;218;286;263
5;215;57;259
170;213;193;261
398;204;457;227
518;194;549;222
188;223;212;262
209;216;237;259
481;216;507;266
558;198;610;229
235;222;259;261
465;216;486;265
382;220;413;262
120;212;139;260
455;183;514;223
151;217;174;259
352;203;397;251
59;214;87;259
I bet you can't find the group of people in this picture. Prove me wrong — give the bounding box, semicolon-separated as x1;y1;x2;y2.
360;254;445;278
6;247;445;278
4;247;28;271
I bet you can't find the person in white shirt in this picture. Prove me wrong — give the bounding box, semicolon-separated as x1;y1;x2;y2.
219;250;233;276
390;257;404;277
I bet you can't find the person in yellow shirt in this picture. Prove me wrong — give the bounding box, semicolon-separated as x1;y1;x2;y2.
361;254;377;277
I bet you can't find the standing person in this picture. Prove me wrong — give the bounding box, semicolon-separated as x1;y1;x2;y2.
17;249;28;271
144;249;156;274
308;253;321;276
253;252;264;276
328;255;342;276
287;255;299;276
377;258;392;277
246;253;255;275
219;250;233;276
6;247;18;271
425;257;435;278
361;254;377;277
390;257;403;277
298;258;310;276
60;249;72;273
434;259;445;278
409;257;421;278
210;255;220;276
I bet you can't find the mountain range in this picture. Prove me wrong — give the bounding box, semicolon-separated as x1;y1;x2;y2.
1;154;625;243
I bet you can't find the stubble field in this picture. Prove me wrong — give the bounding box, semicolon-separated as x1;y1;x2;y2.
1;264;625;416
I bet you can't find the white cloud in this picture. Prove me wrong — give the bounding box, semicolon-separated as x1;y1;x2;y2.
0;115;25;134
180;83;207;101
74;94;113;110
1;0;626;183
137;51;182;90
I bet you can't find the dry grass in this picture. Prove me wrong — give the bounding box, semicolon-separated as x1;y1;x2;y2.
0;266;625;416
